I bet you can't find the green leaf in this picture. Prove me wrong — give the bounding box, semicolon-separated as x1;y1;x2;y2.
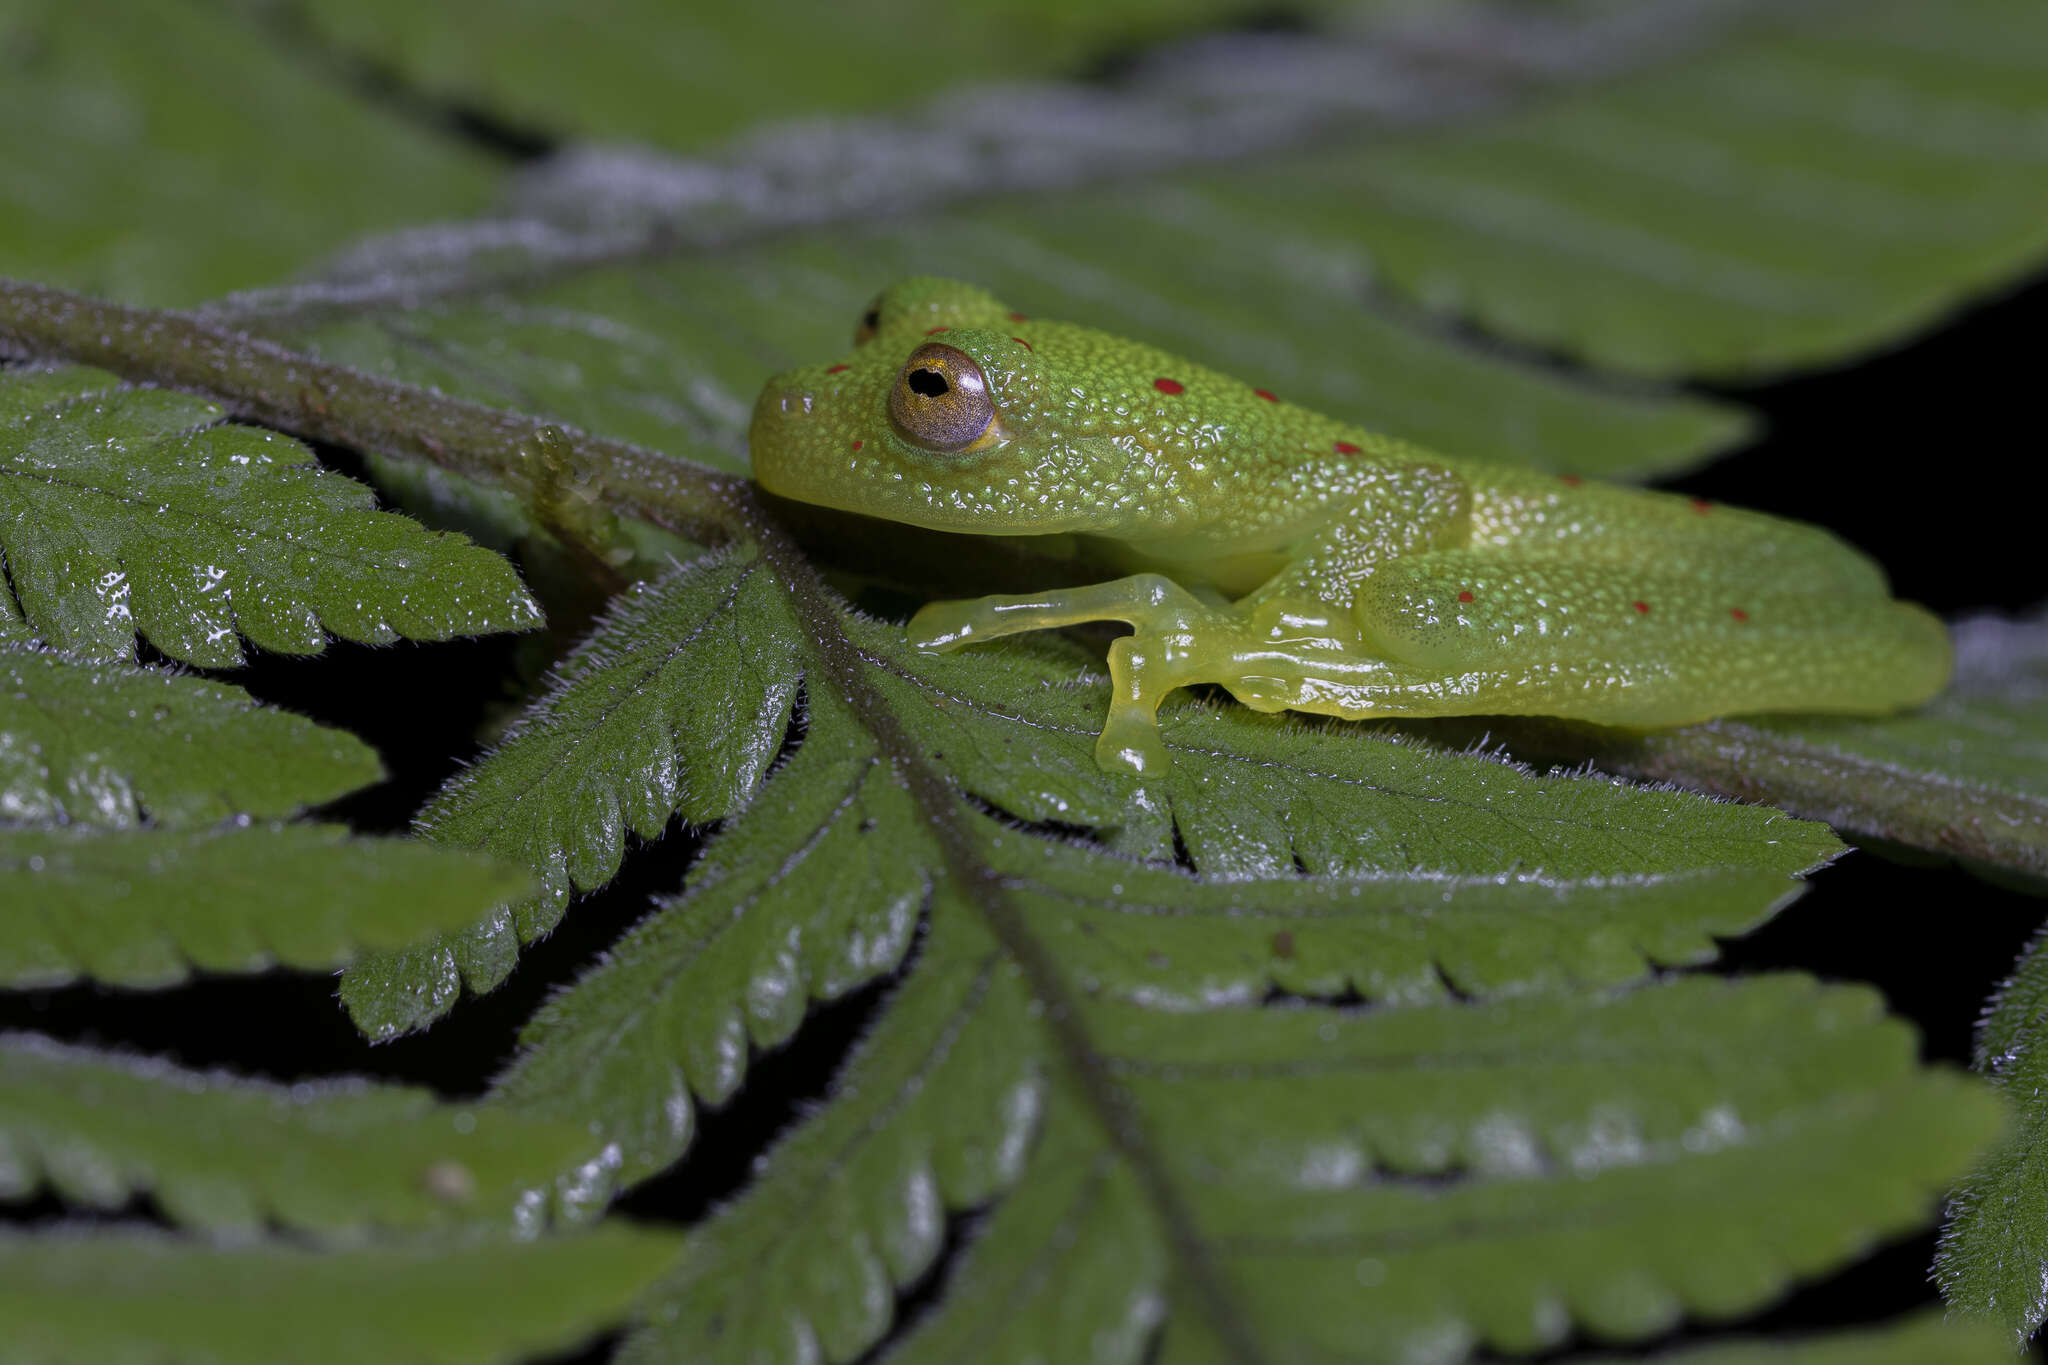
989;983;1986;1365
0;1036;614;1234
867;1102;1160;1365
616;918;1041;1360
490;691;929;1182
0;1224;682;1365
0;642;381;826
339;548;800;1040
289;0;1279;153
975;840;1809;1010
0;822;533;989
1462;610;2048;880
0;0;496;304
0;365;541;667
1607;1312;2007;1364
1938;923;2048;1341
1240;2;2048;381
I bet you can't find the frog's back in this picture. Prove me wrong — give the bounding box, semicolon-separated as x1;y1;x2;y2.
1006;317;1430;486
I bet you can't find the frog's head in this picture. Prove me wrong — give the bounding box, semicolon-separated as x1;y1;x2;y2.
751;277;1219;536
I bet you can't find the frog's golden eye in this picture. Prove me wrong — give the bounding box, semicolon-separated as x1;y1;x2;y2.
888;343;995;453
853;301;883;345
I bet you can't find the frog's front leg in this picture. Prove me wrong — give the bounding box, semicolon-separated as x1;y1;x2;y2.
906;461;1469;774
907;573;1217;650
910;574;1234;774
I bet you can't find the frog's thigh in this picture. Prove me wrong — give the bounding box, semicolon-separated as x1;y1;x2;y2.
1318;550;1950;723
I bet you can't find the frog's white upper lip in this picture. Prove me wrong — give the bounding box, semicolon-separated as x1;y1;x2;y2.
769;389;816;416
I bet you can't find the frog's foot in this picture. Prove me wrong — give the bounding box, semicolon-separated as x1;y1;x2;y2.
905;575;1234;775
907;574;1216;651
1094;616;1385;772
1093;633;1196;775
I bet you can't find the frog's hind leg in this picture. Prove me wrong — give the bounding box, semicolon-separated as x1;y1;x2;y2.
1328;550;1952;724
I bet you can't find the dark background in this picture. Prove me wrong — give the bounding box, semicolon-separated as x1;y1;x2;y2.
3;265;2042;1357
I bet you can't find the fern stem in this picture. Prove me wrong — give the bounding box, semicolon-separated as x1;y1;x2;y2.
0;276;747;546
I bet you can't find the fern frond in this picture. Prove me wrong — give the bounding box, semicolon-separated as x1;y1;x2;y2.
339;548;799;1039
0;823;532;988
0;365;540;667
0;642;381;826
623;962;1998;1362
0;1224;680;1365
0;1036;614;1233
1938;922;2048;1341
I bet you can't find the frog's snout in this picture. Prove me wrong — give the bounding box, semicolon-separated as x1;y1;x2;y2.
749;375;815;430
757;382;815;420
747;372;819;494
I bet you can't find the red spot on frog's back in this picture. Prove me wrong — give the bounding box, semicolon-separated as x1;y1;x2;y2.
926;326;951;335
1253;388;1278;403
1560;474;1584;487
1333;440;1361;455
1012;337;1032;351
825;364;849;373
1008;312;1029;322
1153;377;1185;395
1456;591;1474;604
1730;607;1749;622
1691;498;1712;514
1632;600;1651;615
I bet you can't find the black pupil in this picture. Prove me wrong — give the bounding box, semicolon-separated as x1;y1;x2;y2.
908;368;949;398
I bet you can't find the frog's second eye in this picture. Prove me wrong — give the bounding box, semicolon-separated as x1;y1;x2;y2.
888;343;995;453
853;304;882;345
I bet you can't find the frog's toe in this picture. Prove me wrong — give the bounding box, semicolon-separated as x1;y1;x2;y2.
1222;673;1298;713
1090;633;1192;775
909;588;1115;651
1094;708;1171;776
907;599;986;652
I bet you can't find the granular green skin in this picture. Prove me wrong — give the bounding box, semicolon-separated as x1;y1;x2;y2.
751;278;1950;774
